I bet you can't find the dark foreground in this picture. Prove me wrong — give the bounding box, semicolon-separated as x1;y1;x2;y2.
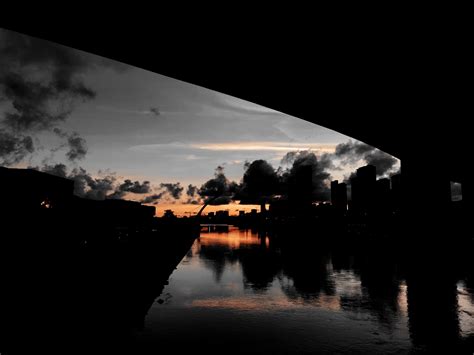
0;217;197;355
1;223;473;354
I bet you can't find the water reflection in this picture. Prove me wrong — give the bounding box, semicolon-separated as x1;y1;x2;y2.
130;227;474;353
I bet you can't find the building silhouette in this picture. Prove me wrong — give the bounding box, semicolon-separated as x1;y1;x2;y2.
350;165;376;214
331;180;348;212
375;178;391;215
288;164;313;215
1;166;156;240
390;173;401;214
1;166;75;212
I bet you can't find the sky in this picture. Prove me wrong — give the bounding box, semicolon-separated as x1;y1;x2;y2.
0;28;400;216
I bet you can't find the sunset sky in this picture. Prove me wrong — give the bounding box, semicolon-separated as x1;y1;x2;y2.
0;28;400;216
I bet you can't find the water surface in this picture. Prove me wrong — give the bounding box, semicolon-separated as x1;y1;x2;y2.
131;227;474;353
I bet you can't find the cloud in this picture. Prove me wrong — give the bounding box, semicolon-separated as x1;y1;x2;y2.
334;140;398;177
214;95;283;116
141;193;165;205
186;183;202;204
39;163;68;178
335;140;374;158
121;179;151;194
0;30;96;132
0;29;127;167
52;128;88;162
69;167;117;200
193;142;336;152
139;182;184;205
107;179;151;199
186;184;199;197
0;129;34;165
32;164;152;201
128;142;336;155
364;150;398;177
65;132;88;161
159;182;184;200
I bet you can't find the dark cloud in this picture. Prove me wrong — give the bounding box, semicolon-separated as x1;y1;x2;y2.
365;150;398;177
31;165;114;200
186;184;202;204
0;28;99;166
139;182;184;204
334;140;398;177
0;30;96;132
32;164;149;201
0;129;34;166
30;162;186;204
108;179;151;199
69;167;116;200
159;182;184;200
121;179;151;194
141;193;165;205
2;72;70;131
335;140;374;157
51;128;88;162
65;132;87;161
39;163;68;178
186;184;199;197
0;29;91;76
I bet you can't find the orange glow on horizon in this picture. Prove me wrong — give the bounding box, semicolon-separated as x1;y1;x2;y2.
147;202;264;217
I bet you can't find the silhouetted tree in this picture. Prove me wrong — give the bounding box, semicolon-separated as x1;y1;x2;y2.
163;209;177;219
197;166;239;216
237;160;280;212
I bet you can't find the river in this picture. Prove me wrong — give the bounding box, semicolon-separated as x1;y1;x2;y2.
129;227;474;354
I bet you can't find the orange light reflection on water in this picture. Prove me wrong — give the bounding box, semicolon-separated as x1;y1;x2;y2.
198;227;268;249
